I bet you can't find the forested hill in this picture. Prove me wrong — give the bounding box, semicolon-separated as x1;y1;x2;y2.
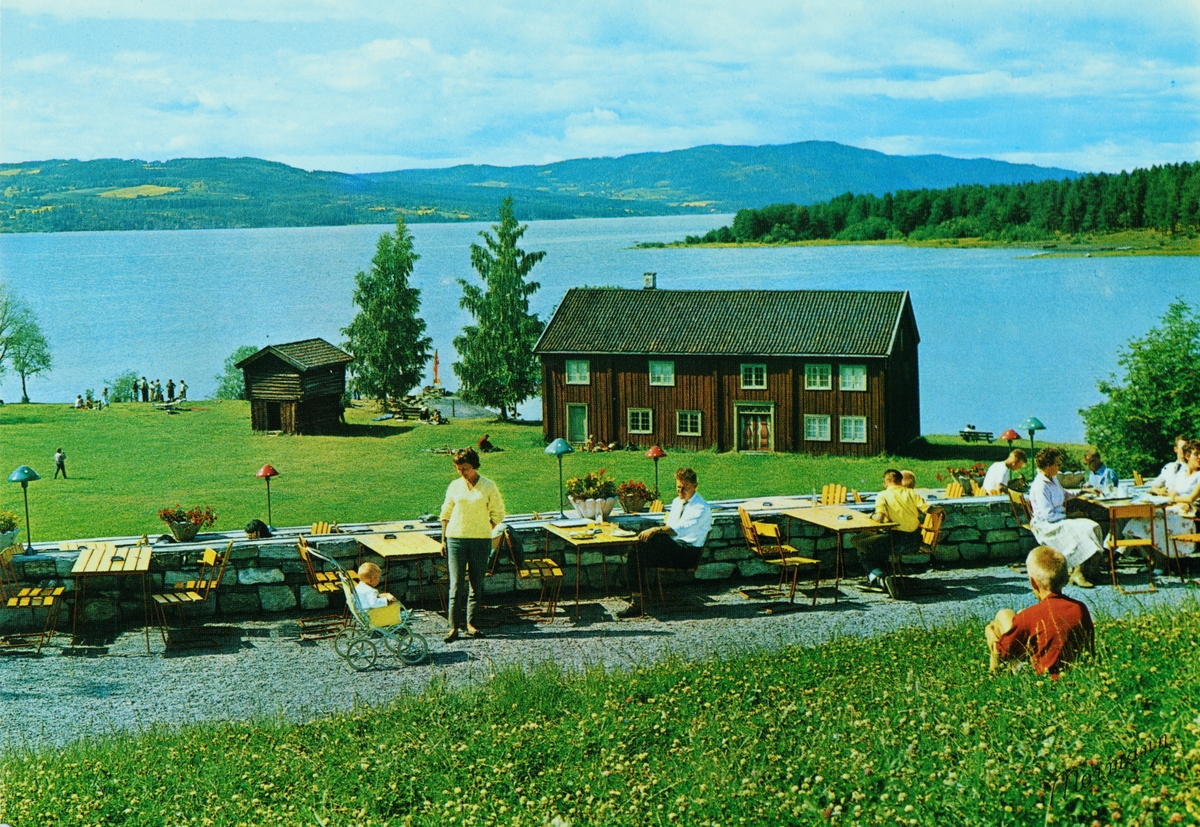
0;142;1075;233
679;162;1200;245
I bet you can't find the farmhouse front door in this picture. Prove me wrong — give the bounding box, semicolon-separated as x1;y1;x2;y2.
566;404;588;444
736;405;773;451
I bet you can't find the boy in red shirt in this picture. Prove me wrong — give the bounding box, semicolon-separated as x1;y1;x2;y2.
985;545;1095;676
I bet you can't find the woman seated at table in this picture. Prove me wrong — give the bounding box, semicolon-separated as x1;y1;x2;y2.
1126;439;1200;556
1028;447;1106;588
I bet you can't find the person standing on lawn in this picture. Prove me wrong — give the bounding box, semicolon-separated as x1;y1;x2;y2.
439;447;505;643
53;447;67;479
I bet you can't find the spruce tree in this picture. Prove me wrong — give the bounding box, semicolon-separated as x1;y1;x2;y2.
343;217;432;403
453;198;545;419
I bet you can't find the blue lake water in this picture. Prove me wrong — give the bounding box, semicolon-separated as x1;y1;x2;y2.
0;215;1195;442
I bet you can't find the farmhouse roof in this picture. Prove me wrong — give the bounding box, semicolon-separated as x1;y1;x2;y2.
235;338;352;372
534;288;916;357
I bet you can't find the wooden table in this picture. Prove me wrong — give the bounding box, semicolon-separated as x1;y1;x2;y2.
738;496;816;512
356;530;445;607
543;521;643;620
71;543;153;654
782;506;895;601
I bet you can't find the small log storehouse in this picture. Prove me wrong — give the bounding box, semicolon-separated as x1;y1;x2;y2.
534;285;920;455
235;338;352;435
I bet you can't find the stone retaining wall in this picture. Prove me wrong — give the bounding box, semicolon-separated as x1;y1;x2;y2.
0;498;1034;634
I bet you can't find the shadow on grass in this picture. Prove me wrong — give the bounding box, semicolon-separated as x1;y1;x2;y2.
899;437;1019;463
335;423;417;439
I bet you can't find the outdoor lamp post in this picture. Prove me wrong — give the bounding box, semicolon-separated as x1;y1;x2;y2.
1018;418;1046;455
7;465;40;554
544;439;574;516
645;445;667;498
1000;429;1021;449
256;464;280;528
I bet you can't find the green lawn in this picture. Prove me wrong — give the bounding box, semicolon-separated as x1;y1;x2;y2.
2;605;1196;825
0;402;1053;541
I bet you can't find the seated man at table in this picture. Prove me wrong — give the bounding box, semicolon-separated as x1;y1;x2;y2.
617;467;712;618
1083;449;1119;491
851;469;939;595
1149;435;1190;495
985;545;1094;676
982;449;1027;494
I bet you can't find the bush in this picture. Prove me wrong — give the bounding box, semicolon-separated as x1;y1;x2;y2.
213;345;258;400
835;217;895;241
1081;300;1200;475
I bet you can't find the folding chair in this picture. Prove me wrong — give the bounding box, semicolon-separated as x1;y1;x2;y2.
653;533;711;611
970;480;985;497
311;521;340;535
821;484;847;505
0;545;65;654
737;508;820;606
889;510;946;577
296;535;352;640
852;490;864;504
1132;471;1144;486
150;541;232;644
647;500;664;513
491;528;563;621
1167;515;1200;584
1104;504;1160;594
1007;489;1033;535
943;481;965;499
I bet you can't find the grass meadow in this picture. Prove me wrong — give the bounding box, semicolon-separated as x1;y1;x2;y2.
0;401;1042;541
1;604;1197;825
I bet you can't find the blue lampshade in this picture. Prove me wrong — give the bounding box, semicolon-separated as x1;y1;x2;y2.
8;466;40;483
545;438;574;456
1018;417;1046;431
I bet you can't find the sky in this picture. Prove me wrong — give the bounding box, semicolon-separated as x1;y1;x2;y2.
1;1;1198;174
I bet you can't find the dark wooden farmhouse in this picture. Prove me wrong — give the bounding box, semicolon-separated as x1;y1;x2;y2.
534;287;920;455
235;338;352;435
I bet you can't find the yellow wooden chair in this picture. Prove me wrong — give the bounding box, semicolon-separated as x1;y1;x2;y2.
1168;521;1200;584
969;480;985;497
296;535;352;640
852;490;863;504
647;500;664;513
493;529;563;622
943;481;965;499
311;521;340;536
151;541;232;644
738;508;820;606
1104;504;1159;594
653;530;712;611
821;484;847;505
0;545;66;654
1133;471;1144;486
1006;489;1033;535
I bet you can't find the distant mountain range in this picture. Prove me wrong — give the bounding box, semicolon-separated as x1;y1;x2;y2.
0;142;1078;233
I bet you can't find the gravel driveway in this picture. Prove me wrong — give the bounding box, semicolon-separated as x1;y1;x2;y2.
3;565;1196;753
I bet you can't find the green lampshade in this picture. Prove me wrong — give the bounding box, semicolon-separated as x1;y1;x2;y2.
8;466;40;483
1018;417;1045;431
545;438;574;456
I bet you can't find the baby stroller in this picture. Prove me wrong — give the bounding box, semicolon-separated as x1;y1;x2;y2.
309;548;429;670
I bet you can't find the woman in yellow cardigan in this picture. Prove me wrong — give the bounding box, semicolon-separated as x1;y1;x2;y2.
439;447;505;643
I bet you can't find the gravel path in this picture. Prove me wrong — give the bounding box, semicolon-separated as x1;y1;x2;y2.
3;565;1196;753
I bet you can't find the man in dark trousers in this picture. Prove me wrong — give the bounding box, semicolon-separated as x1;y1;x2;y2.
166;379;176;402
140;377;149;402
53;448;67;479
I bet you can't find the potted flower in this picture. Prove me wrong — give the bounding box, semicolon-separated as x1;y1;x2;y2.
617;479;650;514
564;468;619;520
158;504;218;542
0;510;20;551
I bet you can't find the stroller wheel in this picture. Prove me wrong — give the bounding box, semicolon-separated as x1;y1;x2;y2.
344;637;377;671
382;625;410;654
333;627;357;659
397;633;429;665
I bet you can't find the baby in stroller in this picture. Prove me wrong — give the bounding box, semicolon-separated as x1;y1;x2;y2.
355;562;403;627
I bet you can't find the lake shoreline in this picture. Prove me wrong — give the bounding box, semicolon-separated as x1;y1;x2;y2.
638;228;1200;257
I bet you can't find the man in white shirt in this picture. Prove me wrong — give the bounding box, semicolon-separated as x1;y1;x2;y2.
1149;435;1189;494
618;467;712;618
982;449;1027;494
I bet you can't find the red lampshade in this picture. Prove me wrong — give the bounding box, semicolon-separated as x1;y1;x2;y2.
256;464;280;479
999;429;1021;441
645;445;667;459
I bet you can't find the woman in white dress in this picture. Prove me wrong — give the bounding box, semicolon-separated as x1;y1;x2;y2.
1127;440;1200;556
1027;447;1105;588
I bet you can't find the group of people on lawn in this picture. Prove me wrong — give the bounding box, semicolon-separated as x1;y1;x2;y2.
351;436;1199;677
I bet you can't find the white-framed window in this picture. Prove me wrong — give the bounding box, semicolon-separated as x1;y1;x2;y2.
840;416;867;443
740;363;767;389
805;363;832;390
804;414;831;442
628;408;653;434
839;364;867;392
677;410;702;436
649;360;675;386
565;359;590;385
